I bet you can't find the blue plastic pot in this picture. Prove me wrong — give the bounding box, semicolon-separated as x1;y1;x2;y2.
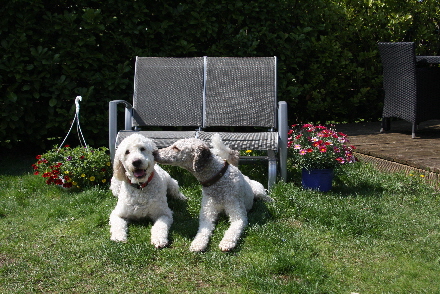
301;168;334;192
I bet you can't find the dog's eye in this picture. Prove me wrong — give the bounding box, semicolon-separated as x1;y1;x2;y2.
140;147;146;152
125;150;130;155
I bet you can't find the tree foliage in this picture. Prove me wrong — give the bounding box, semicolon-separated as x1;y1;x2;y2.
1;0;439;148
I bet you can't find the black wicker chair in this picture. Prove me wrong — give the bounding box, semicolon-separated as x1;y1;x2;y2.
378;42;440;138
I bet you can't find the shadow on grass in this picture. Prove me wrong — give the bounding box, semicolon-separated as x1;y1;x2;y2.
287;165;386;199
0;150;36;176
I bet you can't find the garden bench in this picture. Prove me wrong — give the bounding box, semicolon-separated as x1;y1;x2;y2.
109;57;288;188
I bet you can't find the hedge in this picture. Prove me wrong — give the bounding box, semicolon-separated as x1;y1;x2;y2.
1;0;439;149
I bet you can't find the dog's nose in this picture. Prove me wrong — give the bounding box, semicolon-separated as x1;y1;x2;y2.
132;159;142;168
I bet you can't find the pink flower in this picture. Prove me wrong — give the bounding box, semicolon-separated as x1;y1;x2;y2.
299;149;308;155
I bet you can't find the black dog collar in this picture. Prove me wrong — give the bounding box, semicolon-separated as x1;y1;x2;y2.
200;161;229;187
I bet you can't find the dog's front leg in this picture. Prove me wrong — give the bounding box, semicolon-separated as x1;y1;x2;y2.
150;214;173;249
219;205;248;252
190;200;218;252
109;210;129;242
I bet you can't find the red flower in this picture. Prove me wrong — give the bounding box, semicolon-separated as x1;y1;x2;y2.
36;155;42;159
63;182;73;188
336;157;345;164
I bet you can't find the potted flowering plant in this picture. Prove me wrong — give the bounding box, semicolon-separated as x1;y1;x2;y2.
288;124;357;191
32;145;112;189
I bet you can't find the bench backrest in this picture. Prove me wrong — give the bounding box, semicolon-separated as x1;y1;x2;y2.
132;56;277;129
133;57;204;127
205;57;277;128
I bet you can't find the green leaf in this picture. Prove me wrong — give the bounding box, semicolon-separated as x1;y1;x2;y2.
49;98;57;107
7;92;17;102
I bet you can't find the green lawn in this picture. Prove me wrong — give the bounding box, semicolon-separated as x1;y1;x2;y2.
0;152;439;293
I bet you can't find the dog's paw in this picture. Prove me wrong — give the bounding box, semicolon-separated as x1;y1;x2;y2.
219;239;236;252
189;241;208;252
110;234;127;243
151;237;169;249
177;192;187;201
263;195;274;202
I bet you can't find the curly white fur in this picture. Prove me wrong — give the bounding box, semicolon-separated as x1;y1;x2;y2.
154;134;273;252
210;133;240;166
109;133;186;248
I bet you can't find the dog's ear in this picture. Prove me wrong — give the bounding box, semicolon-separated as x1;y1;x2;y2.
193;145;211;172
113;151;127;181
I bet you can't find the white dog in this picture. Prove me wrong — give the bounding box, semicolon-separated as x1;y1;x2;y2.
109;133;186;248
154;134;273;252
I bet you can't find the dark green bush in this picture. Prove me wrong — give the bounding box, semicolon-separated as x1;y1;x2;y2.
1;0;439;148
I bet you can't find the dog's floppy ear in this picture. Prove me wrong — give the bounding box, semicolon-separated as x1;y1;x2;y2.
113;149;127;181
193;145;211;172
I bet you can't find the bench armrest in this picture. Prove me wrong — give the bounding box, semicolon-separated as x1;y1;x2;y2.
109;100;133;162
278;101;288;181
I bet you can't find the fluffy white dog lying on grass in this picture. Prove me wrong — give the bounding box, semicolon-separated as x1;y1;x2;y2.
109;134;186;248
154;133;273;252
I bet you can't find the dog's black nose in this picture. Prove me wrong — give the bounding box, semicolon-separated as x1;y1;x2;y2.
152;150;158;160
132;159;142;168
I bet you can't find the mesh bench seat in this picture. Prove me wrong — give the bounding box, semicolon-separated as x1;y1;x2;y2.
109;57;288;188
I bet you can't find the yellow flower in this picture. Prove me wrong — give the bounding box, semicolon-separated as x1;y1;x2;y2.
106;162;111;166
420;175;425;178
81;174;86;177
90;176;95;181
64;171;70;174
245;150;252;153
72;181;77;186
102;179;107;183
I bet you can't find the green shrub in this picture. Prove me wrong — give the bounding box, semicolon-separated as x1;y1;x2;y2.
1;0;439;148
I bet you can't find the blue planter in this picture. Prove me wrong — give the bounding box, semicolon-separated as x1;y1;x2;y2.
302;169;334;192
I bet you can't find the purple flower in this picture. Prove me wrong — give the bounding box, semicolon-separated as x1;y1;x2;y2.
66;156;72;161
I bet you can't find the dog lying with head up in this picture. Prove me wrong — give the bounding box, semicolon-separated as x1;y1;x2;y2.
109;133;186;248
154;133;273;252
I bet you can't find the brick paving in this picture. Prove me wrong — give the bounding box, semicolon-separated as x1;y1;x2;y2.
335;119;440;174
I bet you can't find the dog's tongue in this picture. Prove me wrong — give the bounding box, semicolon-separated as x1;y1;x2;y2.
134;169;146;178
